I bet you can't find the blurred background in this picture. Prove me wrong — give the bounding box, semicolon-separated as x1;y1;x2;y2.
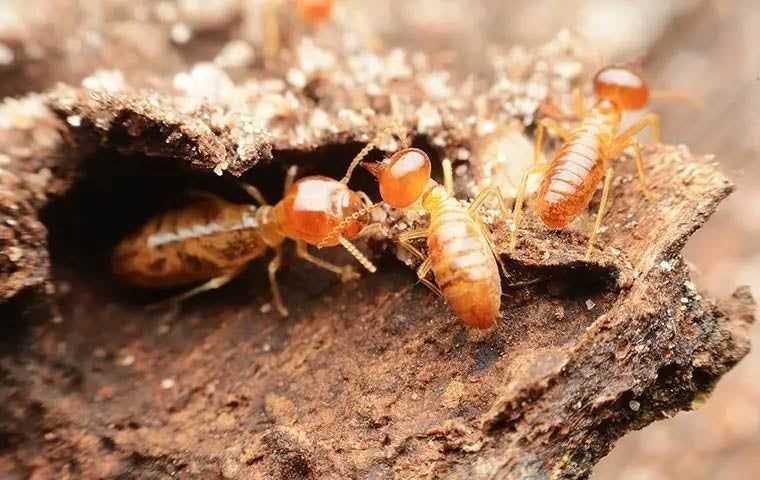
1;0;757;478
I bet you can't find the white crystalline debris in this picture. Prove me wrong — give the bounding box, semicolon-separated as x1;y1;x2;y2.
297;38;336;75
82;70;125;94
420;71;452;99
286;68;307;89
525;81;548;100
476;120;497;136
348;52;384;84
155;1;178;22
337;109;368;128
66;115;82;127
0;95;49;130
309;108;332;131
629;400;641;412
415;103;442;133
171;23;193;44
585;299;596;310
553;59;583;80
161;378;176;389
0;43;14;66
214;40;255;68
659;260;674;272
173;63;234;101
383;49;412;81
120;355;135;366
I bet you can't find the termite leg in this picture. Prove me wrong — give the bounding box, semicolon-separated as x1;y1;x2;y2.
416;257;442;297
629;141;655;201
241;184;269;206
284;165;298;192
268;246;289;317
650;89;704;110
442;158;454;195
468;186;511;220
263;0;281;66
572;87;586;118
467;186;511;275
585;167;614;261
398;229;428;261
147;268;244;310
534;118;572;165
296;240;361;281
612;113;661;146
477;215;508;277
510;163;550;252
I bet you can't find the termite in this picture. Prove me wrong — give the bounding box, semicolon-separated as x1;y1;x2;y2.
509;64;662;260
295;0;335;23
112;162;377;317
327;130;510;329
263;0;379;63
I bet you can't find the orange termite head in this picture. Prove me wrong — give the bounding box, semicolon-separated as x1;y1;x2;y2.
593;64;649;111
365;148;432;209
295;0;334;23
277;176;367;246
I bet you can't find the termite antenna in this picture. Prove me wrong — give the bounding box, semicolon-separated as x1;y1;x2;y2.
337;235;377;273
341;121;408;184
318;202;382;248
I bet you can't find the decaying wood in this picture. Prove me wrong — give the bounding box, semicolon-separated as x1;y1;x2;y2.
0;32;754;480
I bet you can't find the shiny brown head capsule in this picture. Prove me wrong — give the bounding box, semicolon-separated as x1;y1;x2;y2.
276;175;366;247
593;65;650;110
378;148;432;208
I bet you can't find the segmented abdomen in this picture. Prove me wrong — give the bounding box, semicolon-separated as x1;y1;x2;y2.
427;200;501;329
536;121;606;229
112;195;268;288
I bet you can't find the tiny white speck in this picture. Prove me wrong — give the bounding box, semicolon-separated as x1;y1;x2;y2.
629;400;640;411
262;343;271;352
585;299;596;310
161;378;175;389
680;297;689;304
120;355;135;366
171;23;192;44
411;393;419;400
66;115;82;127
0;43;14;66
260;303;272;314
659;260;673;272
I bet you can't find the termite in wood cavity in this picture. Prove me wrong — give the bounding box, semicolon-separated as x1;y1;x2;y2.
112;163;378;317
509;64;662;260
329;130;510;329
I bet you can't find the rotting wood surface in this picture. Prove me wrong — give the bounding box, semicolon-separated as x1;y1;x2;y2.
0;30;755;480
